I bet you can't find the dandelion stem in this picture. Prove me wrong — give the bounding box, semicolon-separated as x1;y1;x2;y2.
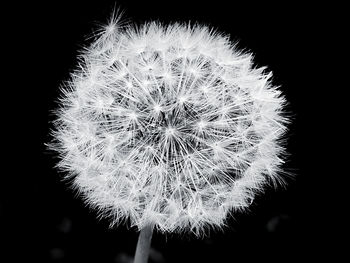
134;224;154;263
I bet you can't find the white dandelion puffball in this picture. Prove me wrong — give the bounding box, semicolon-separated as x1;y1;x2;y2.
51;19;288;234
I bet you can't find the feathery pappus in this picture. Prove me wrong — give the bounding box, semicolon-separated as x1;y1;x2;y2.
49;15;289;235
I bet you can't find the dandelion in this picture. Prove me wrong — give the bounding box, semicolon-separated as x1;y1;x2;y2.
49;12;288;263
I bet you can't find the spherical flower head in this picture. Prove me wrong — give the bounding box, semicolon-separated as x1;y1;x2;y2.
50;18;289;235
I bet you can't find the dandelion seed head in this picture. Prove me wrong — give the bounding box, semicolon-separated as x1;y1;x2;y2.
50;17;289;235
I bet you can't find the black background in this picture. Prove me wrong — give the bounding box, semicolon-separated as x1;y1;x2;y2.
3;1;336;262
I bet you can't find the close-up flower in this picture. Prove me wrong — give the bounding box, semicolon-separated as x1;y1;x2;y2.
50;15;288;239
7;1;331;262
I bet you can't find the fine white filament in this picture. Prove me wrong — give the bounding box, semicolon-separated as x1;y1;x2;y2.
51;17;288;235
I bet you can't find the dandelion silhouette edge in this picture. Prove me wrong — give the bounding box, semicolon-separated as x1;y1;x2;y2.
49;18;289;235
